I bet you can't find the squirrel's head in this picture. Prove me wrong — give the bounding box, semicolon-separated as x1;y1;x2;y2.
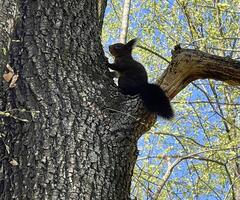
109;38;137;58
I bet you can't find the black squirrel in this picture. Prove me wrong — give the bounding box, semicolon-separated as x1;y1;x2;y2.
108;38;174;119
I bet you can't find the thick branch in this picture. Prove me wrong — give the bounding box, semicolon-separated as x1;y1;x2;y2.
158;47;240;99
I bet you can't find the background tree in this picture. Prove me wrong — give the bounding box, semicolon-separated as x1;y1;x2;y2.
1;1;240;200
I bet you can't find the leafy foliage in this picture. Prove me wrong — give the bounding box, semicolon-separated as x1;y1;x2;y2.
103;0;240;199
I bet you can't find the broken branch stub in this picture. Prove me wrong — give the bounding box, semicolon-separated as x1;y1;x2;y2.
158;48;240;100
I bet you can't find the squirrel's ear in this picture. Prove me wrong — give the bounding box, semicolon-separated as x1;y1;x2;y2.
126;38;138;49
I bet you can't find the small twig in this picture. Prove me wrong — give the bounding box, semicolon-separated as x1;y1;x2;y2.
137;44;170;63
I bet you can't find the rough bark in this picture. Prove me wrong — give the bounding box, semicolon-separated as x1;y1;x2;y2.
0;1;240;200
0;0;144;199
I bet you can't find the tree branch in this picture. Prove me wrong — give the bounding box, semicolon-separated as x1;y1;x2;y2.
119;0;131;43
158;47;240;99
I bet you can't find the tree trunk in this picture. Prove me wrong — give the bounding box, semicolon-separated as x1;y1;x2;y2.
1;1;240;200
233;161;240;200
0;0;147;199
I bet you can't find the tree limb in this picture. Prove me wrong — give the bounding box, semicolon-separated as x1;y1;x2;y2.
119;0;131;43
158;47;240;100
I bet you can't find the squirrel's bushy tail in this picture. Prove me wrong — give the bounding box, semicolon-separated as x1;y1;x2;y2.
139;83;174;119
